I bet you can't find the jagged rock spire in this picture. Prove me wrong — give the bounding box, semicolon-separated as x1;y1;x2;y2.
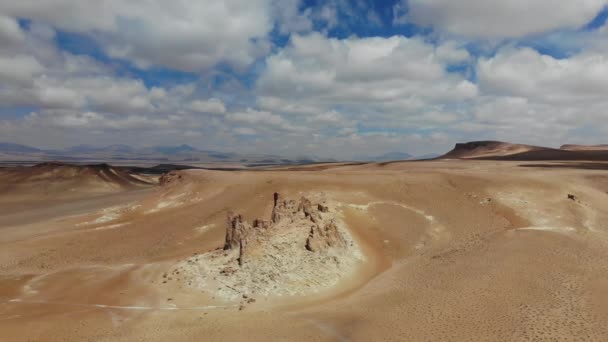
223;193;346;266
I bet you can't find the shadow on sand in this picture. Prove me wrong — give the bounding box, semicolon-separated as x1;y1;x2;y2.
519;162;608;171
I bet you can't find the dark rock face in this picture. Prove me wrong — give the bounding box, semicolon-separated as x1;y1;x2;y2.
159;171;183;186
454;141;503;151
441;141;505;159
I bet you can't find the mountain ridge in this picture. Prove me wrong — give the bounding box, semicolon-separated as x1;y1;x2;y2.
0;142;330;165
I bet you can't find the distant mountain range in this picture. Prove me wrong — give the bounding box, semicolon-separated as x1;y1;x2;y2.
0;142;328;165
356;151;439;162
0;142;44;154
0;142;441;165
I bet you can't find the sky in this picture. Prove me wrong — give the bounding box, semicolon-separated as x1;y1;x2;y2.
0;0;607;159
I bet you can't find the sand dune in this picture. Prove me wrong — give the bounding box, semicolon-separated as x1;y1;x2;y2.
1;159;608;341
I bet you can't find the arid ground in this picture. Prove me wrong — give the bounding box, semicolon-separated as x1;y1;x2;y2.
2;159;608;341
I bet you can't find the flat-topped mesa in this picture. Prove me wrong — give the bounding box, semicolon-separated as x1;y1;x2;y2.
223;192;345;265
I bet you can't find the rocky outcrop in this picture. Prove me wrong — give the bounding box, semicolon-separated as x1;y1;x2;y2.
224;213;249;265
306;220;345;252
179;192;364;301
159;171;184;186
223;192;345;265
271;192;298;223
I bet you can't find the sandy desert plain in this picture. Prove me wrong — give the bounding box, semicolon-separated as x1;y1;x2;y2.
1;141;608;341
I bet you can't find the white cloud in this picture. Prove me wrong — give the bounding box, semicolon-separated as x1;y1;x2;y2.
399;0;608;38
234;127;257;135
317;5;338;30
454;46;608;147
2;1;608;158
256;33;476;132
0;21;234;118
258;33;475;97
25;109;173;130
0;55;43;85
0;0;274;72
0;1;120;32
189;99;227;114
0;23;238;146
435;41;471;64
226;108;300;132
273;0;313;34
0;15;25;44
478;47;608;103
307;110;344;123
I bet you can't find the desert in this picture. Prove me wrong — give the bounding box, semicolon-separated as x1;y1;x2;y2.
2;141;608;341
3;2;608;340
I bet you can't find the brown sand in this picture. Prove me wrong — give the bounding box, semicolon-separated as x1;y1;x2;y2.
561;144;608;151
1;160;608;341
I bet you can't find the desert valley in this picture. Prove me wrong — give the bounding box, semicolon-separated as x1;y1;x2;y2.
1;141;608;341
3;1;608;340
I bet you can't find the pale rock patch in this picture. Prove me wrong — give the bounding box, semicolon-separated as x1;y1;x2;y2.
177;193;364;301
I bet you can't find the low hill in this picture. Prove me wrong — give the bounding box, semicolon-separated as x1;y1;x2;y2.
29;162;154;188
0;162;156;201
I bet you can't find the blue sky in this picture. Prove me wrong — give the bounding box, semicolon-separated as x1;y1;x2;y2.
1;0;607;158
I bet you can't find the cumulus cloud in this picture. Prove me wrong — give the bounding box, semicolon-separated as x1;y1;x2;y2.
0;15;25;44
478;47;608;104
0;22;244;148
256;33;476;133
233;127;257;136
227;108;302;133
2;1;608;157
454;46;608;147
27;110;173;130
0;55;43;85
189;99;227;115
272;0;313;34
398;0;608;39
0;0;274;72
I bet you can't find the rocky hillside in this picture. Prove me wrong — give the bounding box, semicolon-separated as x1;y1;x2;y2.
0;162;156;200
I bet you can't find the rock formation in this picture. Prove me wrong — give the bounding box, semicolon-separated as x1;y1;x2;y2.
159;171;184;186
306;220;345;252
223;192;346;265
224;213;251;265
178;192;363;301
